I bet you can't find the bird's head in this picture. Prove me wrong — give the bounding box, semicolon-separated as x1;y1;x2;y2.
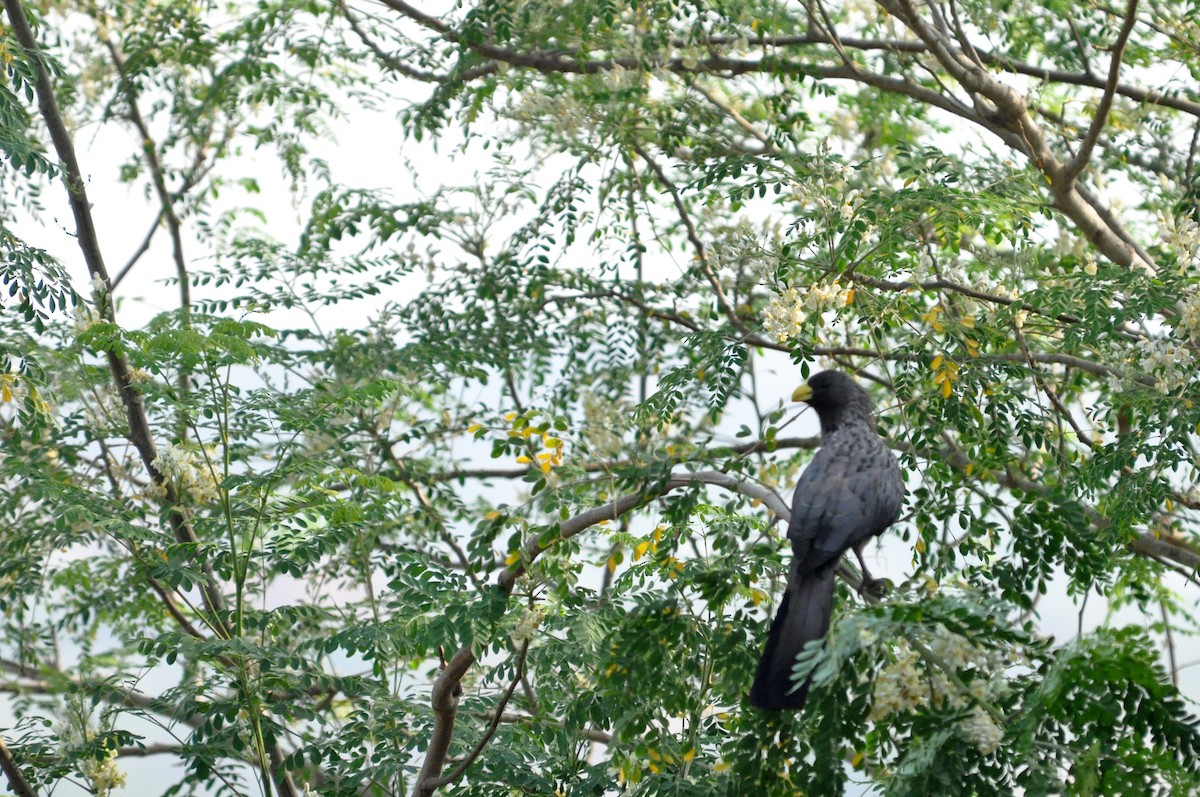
792;370;875;432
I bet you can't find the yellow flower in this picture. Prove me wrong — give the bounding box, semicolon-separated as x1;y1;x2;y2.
922;305;945;332
931;354;959;398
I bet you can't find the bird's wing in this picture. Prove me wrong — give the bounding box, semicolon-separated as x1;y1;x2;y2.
787;433;899;567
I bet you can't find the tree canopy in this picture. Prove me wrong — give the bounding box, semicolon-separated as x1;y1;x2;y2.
2;0;1199;794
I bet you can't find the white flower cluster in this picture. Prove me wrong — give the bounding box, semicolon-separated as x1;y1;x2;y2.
90;275;109;299
959;706;1004;754
868;643;924;720
708;231;776;277
151;442;219;503
791;172;864;221
1158;212;1200;274
73;306;100;335
80;750;127;797
869;628;1010;754
762;282;853;343
510;606;544;643
512;92;590;136
1136;335;1194;392
1179;291;1200;340
582;392;629;456
763;286;808;343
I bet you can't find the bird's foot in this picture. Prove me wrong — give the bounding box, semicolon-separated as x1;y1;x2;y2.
858;576;890;600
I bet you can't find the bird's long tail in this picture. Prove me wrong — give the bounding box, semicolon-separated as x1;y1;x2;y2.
748;566;836;710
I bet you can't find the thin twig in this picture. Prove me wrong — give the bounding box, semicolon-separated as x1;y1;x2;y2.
1063;0;1140;181
486;711;613;744
111;211;162;289
632;142;752;338
1161;597;1179;687
690;82;778;153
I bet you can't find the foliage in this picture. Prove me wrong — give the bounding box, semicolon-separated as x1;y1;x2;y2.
1;0;1199;795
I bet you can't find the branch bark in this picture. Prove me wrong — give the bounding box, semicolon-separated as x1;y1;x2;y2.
1063;0;1140;181
880;0;1153;274
0;735;38;797
2;4;297;794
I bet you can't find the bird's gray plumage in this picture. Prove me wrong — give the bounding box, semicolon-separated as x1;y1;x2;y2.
750;370;903;710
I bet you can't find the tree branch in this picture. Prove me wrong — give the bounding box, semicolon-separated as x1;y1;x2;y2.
423;641;530;790
880;0;1154;274
0;736;37;797
486;710;613;744
632;143;752;338
1063;0;1140;181
410;645;476;797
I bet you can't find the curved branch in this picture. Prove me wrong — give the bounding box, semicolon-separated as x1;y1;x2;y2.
422;641;529;790
410;644;475;797
632;143;751;338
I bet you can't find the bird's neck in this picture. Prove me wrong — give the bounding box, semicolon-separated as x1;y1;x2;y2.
820;413;873;436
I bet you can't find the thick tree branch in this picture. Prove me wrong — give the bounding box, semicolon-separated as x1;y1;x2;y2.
880;0;1153;274
0;0;231;629
0;736;37;797
374;1;1157;276
2;13;303;794
422;641;529;790
411;645;476;797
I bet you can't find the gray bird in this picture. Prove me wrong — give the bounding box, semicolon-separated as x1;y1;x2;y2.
749;370;903;710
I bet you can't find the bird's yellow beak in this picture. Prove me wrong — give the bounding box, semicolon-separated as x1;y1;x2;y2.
792;384;813;402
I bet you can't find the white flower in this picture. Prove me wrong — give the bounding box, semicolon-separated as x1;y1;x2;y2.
869;644;924;721
73;307;100;335
1178;291;1200;340
763;287;808;343
1083;254;1097;276
603;63;628;89
958;707;1003;754
152;442;220;503
1136;335;1194;391
90;275;108;297
510;606;544;643
762;281;854;343
81;751;127;797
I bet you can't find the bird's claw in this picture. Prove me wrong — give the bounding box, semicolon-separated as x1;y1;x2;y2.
858;576;890;599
